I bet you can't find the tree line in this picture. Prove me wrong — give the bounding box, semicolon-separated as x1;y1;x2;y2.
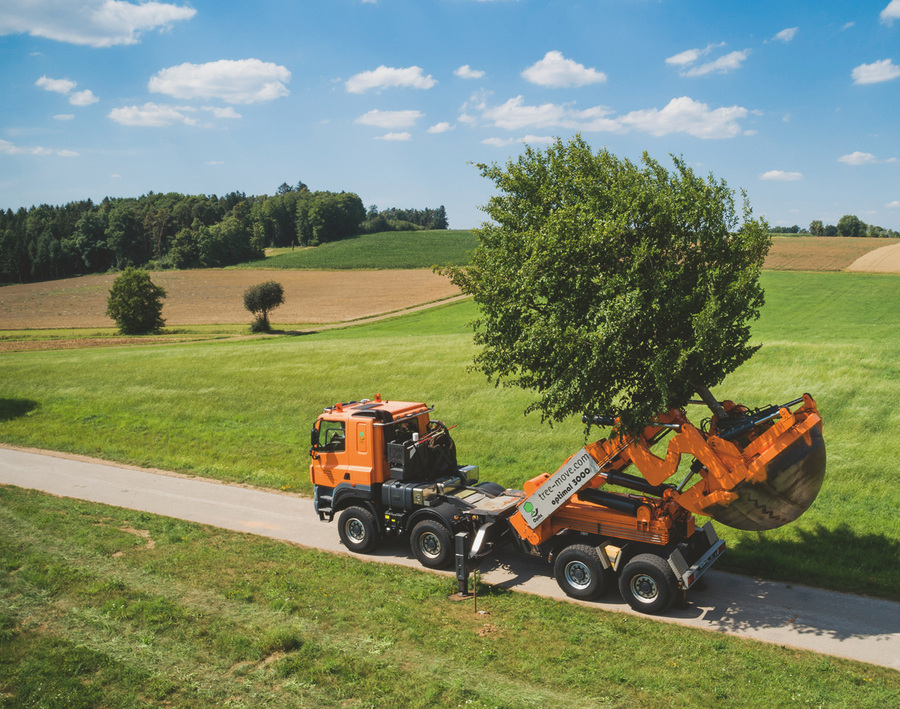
0;181;449;284
770;214;899;238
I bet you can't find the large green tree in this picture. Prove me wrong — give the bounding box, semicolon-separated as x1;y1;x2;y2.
106;268;166;335
444;136;771;433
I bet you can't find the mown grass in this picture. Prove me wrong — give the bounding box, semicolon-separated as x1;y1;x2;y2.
235;229;476;270
1;486;897;708
1;271;899;601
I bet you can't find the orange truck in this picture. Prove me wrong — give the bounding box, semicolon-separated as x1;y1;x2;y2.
310;393;825;614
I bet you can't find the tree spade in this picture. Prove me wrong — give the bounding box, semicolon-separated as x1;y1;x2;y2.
243;280;285;332
106;268;166;335
443;136;770;432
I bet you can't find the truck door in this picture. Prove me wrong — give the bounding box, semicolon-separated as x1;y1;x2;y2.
311;419;348;488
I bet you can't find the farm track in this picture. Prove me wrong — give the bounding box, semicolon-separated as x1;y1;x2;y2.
1;444;898;671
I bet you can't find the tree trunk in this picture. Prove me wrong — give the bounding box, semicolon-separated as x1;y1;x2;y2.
692;382;729;420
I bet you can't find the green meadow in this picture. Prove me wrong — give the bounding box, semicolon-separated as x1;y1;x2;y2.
236;229;477;270
1;270;898;601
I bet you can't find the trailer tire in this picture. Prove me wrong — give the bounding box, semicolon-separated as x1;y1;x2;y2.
337;506;380;554
554;544;609;601
410;519;453;569
618;553;678;614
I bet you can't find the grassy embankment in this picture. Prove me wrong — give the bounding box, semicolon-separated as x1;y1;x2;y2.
2;485;898;708
1;270;898;602
237;229;477;270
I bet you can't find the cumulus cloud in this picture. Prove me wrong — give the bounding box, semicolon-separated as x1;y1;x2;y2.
838;151;897;165
108;102;197;127
772;27;798;42
454;65;485;80
36;75;98;106
0;138;78;156
149;59;291;104
427;121;454;133
354;109;423;129
760;170;803;181
35;75;76;94
881;1;900;26
468;94;749;139
886;200;900;208
0;0;196;48
521;51;607;88
345;65;436;93
852;58;900;84
376;132;412;141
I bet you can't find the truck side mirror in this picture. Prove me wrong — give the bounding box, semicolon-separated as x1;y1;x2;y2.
310;427;318;449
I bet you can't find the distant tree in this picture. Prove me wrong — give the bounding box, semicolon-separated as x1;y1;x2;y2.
837;214;866;237
824;224;838;237
809;220;824;236
243;280;285;332
276;182;293;196
106;268;166;335
434;205;449;229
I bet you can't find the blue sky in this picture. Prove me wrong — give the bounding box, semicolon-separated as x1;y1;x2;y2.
2;1;899;230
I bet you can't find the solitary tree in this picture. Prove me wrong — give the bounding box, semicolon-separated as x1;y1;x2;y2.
443;136;770;433
106;268;166;335
243;280;285;332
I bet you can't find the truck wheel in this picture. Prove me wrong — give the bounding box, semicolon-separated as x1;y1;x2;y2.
337;506;380;554
554;544;609;601
618;553;678;614
410;519;453;569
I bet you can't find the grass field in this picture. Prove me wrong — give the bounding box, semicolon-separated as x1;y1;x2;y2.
238;229;477;270
2;485;897;708
1;270;899;602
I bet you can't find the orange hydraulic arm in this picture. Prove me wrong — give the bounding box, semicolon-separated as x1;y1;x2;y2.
510;395;826;548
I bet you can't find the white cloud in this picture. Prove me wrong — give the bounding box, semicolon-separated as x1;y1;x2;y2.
521;51;607;88
35;75;76;94
483;135;554;147
470;94;748;139
839;151;877;165
841;22;855;31
0;1;196;48
0;138;78;156
886;200;900;208
666;42;725;66
376;132;412;141
427;121;454;133
773;27;798;42
760;170;803;181
852;59;900;84
881;1;900;26
69;89;99;106
345;65;436;93
205;106;241;119
149;59;291;104
454;65;485;80
108;102;197;127
53;113;75;120
354;109;423;129
682;50;750;77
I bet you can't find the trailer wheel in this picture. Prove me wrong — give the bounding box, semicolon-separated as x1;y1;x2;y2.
338;506;380;554
554;545;609;601
618;553;678;614
410;519;453;569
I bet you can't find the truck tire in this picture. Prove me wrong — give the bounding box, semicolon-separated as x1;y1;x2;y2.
337;506;380;554
618;553;678;614
554;544;609;601
410;519;453;569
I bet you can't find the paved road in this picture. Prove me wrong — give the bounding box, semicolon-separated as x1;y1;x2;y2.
1;445;897;671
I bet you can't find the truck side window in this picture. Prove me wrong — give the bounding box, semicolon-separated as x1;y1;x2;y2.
319;421;345;452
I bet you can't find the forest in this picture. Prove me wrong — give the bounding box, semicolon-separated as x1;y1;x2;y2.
0;181;448;284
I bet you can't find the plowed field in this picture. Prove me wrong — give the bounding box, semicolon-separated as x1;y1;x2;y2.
0;269;459;330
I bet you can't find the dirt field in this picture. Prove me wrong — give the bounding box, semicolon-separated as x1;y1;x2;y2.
845;241;900;273
764;236;900;271
0;269;460;330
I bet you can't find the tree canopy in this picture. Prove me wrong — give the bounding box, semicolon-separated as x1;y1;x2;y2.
243;280;285;332
106;268;166;335
444;136;771;433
